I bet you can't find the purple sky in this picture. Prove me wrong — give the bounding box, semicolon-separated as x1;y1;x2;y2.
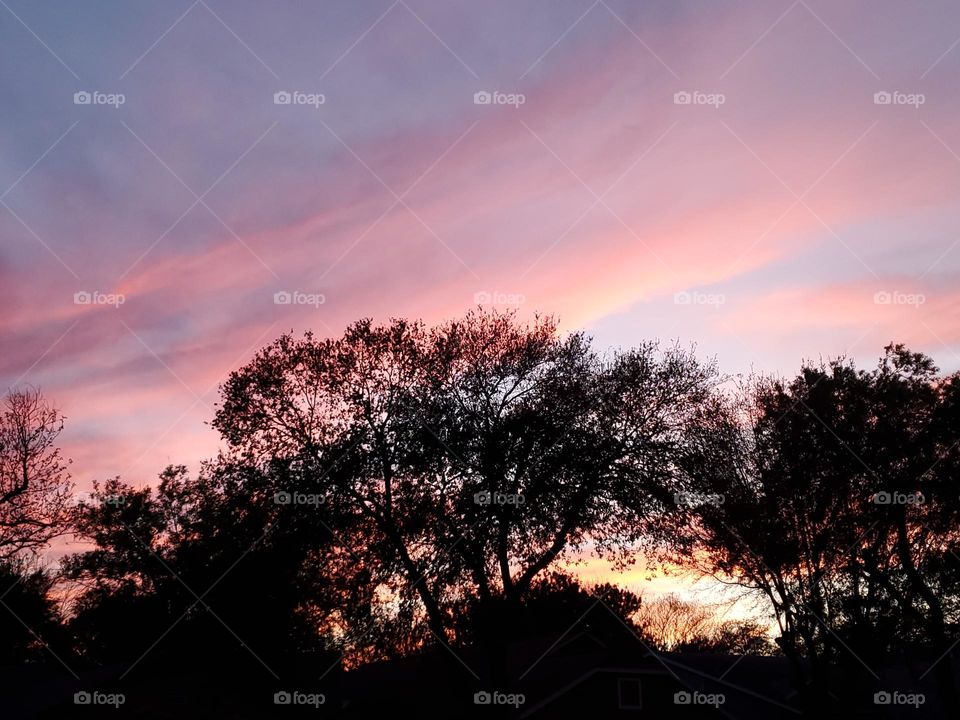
2;0;960;500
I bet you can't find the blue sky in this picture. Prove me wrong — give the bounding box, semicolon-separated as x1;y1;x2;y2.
2;0;960;489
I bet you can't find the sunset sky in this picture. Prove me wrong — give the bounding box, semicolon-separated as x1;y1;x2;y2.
3;0;960;507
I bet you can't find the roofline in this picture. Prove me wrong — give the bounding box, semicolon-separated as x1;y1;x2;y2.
519;666;670;718
657;654;802;715
519;656;802;719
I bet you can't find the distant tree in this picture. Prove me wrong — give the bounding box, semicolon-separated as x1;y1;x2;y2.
213;310;720;651
633;593;715;651
454;572;646;646
0;388;73;559
707;619;779;656
633;593;776;655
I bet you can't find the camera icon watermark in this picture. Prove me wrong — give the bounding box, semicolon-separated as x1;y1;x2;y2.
474;290;526;306
473;90;526;108
473;690;525;708
871;491;925;506
273;90;325;109
674;691;725;707
474;490;525;507
74;90;125;108
674;491;725;507
674;290;725;308
873;91;925;108
273;491;326;507
873;690;925;707
273;290;326;308
873;290;925;308
273;690;326;707
674;90;725;108
74;691;125;708
74;290;125;308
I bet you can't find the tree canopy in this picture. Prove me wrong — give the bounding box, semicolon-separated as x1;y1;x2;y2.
6;315;960;716
211;310;719;648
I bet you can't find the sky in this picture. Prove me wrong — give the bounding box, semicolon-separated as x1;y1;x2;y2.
3;0;960;506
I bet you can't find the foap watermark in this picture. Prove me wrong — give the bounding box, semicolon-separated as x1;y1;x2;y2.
674;491;725;507
474;90;525;108
674;90;725;108
274;291;326;308
872;491;925;506
873;290;925;308
874;691;925;708
474;490;525;507
474;691;525;708
74;290;125;308
874;91;925;108
273;691;326;708
274;491;326;507
74;491;126;508
674;291;725;308
74;90;125;108
74;691;125;708
474;290;525;306
273;91;325;109
674;691;725;708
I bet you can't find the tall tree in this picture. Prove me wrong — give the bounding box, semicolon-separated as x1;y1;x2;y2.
668;345;960;704
0;388;73;560
213;310;720;648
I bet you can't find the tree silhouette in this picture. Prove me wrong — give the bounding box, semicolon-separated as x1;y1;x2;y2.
667;344;960;706
633;593;775;654
452;571;647;646
0;388;73;560
64;464;336;675
25;321;960;715
213;309;720;651
0;559;63;664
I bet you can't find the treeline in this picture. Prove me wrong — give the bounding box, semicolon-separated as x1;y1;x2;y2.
1;310;958;713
